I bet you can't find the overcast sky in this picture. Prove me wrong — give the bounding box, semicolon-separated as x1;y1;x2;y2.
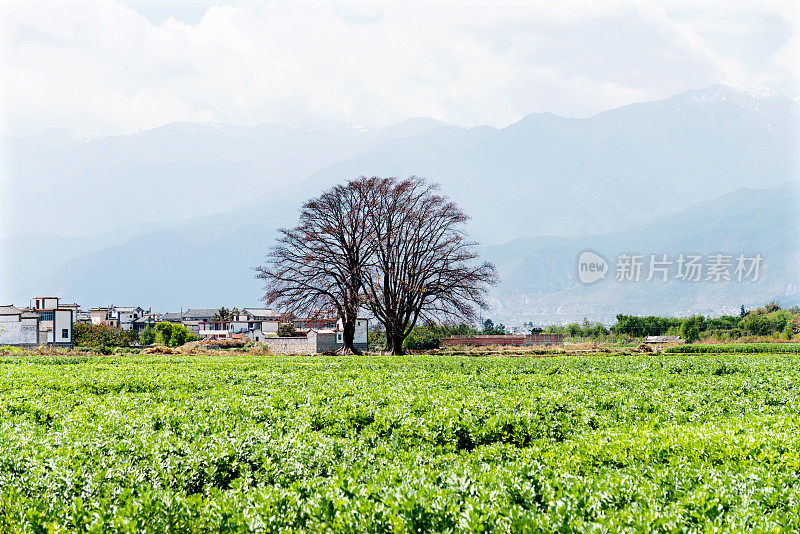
2;0;798;137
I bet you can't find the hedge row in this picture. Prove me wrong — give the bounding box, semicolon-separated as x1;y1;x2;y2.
665;343;800;354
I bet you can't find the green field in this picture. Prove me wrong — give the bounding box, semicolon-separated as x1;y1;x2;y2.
2;352;799;532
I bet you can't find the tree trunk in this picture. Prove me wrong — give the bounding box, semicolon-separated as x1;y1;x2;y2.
338;317;361;355
388;326;405;355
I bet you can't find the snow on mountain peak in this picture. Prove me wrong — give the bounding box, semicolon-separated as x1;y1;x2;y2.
671;84;798;116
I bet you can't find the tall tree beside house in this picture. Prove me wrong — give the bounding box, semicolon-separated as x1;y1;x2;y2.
214;307;233;322
360;176;497;355
255;179;375;354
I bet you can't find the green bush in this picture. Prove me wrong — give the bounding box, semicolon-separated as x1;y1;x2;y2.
154;322;193;347
277;324;298;337
666;343;800;354
403;327;441;351
140;325;156;345
73;323;137;347
679;315;702;343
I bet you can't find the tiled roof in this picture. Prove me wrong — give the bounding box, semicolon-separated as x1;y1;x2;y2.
115;306;141;312
183;309;219;319
0;305;21;315
243;308;280;319
163;309;222;321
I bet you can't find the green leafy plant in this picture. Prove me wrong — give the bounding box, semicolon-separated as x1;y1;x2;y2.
1;350;800;531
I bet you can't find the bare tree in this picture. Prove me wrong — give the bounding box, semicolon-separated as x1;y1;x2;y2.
361;176;497;354
255;180;373;354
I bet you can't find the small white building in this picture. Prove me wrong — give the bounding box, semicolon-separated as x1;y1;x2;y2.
111;306;146;330
29;297;74;346
132;313;159;332
256;316;369;353
0;306;40;346
90;307;112;325
242;308;280;342
334;318;369;351
162;309;218;335
88;305;146;330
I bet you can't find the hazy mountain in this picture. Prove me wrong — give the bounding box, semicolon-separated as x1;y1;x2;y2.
2;118;449;237
4;183;796;319
10;225;276;311
295;85;797;242
2;85;797;317
482;182;800;324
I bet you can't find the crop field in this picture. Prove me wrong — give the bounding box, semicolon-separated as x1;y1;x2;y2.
1;351;800;532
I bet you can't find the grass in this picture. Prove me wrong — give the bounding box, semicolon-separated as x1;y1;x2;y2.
1;351;799;532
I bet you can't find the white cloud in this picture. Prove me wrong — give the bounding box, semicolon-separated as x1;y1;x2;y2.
1;0;797;137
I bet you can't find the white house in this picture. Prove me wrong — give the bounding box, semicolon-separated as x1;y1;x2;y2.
90;307;112;325
162;309;218;335
242;308;280;342
29;297;74;346
253;315;369;353
132;313;159;332
334;318;369;351
110;306;146;330
0;306;39;346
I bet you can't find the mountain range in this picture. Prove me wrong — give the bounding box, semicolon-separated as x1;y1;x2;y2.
2;85;797;322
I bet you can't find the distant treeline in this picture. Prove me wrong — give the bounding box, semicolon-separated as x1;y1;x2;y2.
375;301;800;350
605;302;799;341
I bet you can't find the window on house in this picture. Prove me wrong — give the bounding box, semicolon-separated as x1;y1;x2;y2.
62;329;68;339
40;311;54;322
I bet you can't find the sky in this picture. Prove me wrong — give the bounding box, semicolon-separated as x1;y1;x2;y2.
1;0;798;138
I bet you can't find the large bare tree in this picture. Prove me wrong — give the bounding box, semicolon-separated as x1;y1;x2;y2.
361;176;497;354
255;180;373;354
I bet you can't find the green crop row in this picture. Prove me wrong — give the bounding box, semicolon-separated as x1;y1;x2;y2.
665;342;800;354
1;352;799;532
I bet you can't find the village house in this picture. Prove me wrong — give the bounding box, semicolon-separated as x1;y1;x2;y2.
111;306;146;330
28;296;74;346
162;309;218;335
258;316;369;354
334;318;369;352
0;305;40;346
196;309;281;341
132;312;160;332
90;307;112;326
89;305;147;330
241;308;281;342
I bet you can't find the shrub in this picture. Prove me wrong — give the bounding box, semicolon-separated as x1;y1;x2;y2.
679;316;702;343
277;324;298;337
666;343;800;354
783;325;793;341
154;322;193;347
403;327;440;351
73;323;137;348
140;326;156;345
